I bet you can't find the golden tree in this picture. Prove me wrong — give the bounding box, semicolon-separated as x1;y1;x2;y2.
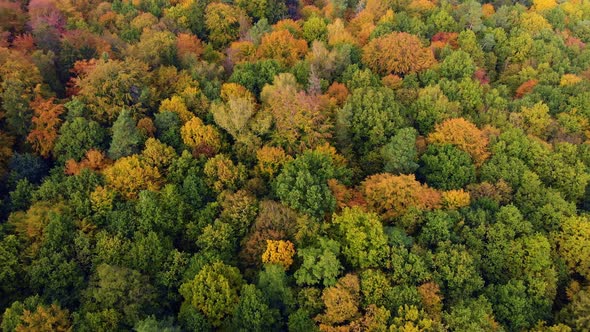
427;118;490;165
362;32;436;75
262;240;296;269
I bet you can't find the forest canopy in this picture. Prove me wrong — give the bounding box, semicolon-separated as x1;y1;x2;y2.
1;0;590;330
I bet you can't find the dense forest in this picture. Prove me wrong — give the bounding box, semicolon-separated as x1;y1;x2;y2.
1;0;590;330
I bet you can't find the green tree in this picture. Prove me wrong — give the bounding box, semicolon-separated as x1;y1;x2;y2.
439;50;476;80
228;284;278;331
180;261;243;327
381;127;419;174
108;109;143;160
419;144;476;190
294;237;343;287
273;150;343;219
53;117;107;163
331;207;390;269
337;87;406;158
80;264;156;329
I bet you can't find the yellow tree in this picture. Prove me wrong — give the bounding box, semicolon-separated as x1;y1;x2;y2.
180;117;222;157
262;240;296;269
103;155;162;200
427;118;490;165
159;95;194;123
362;173;441;221
362;32;436;75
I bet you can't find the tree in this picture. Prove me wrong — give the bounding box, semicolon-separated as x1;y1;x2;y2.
180;261;243;327
15;304;72;332
159;96;193;124
362;173;441;221
126;30;177;67
108;109;143;160
81;264;156;329
557;216;590;280
411;85;461;135
427;117;490;165
419;144;476;190
74;58;150;123
103;155;162;200
440;50;476;80
203;154;246;193
257;30;308;67
0;48;43;138
180;117;222;157
315;274;361;327
261;74;332;153
211;94;256;140
235;0;286;23
432;243;484;301
294;237;343;287
53;117;107;163
362;32;436;75
228;284;278;331
273;150;341;218
262;240;296;269
205;3;247;48
337;87;406;160
27;96;64;158
381;127;419;174
331;207;390;269
229;60;282;96
444;296;500;332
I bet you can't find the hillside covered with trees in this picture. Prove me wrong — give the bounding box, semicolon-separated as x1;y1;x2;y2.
1;0;590;330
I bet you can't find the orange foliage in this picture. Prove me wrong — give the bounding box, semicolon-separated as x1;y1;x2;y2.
348;11;376;45
176;32;203;60
328;179;366;211
0;131;13;177
431;32;459;50
482;3;495;17
66;58;97;96
362;173;441;221
382;74;404;90
418;282;443;320
515;79;538;98
363;32;436;75
180;117;222;157
467;180;512;204
316;274;361;326
16;304;71;332
65;149;110;175
474;68;490;85
27;96;64;158
257;30;308;66
11;34;35;53
137;117;156;137
325;82;349;107
272;19;302;36
262;240;296;269
427;118;490;165
227;40;257;64
261;74;332;153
